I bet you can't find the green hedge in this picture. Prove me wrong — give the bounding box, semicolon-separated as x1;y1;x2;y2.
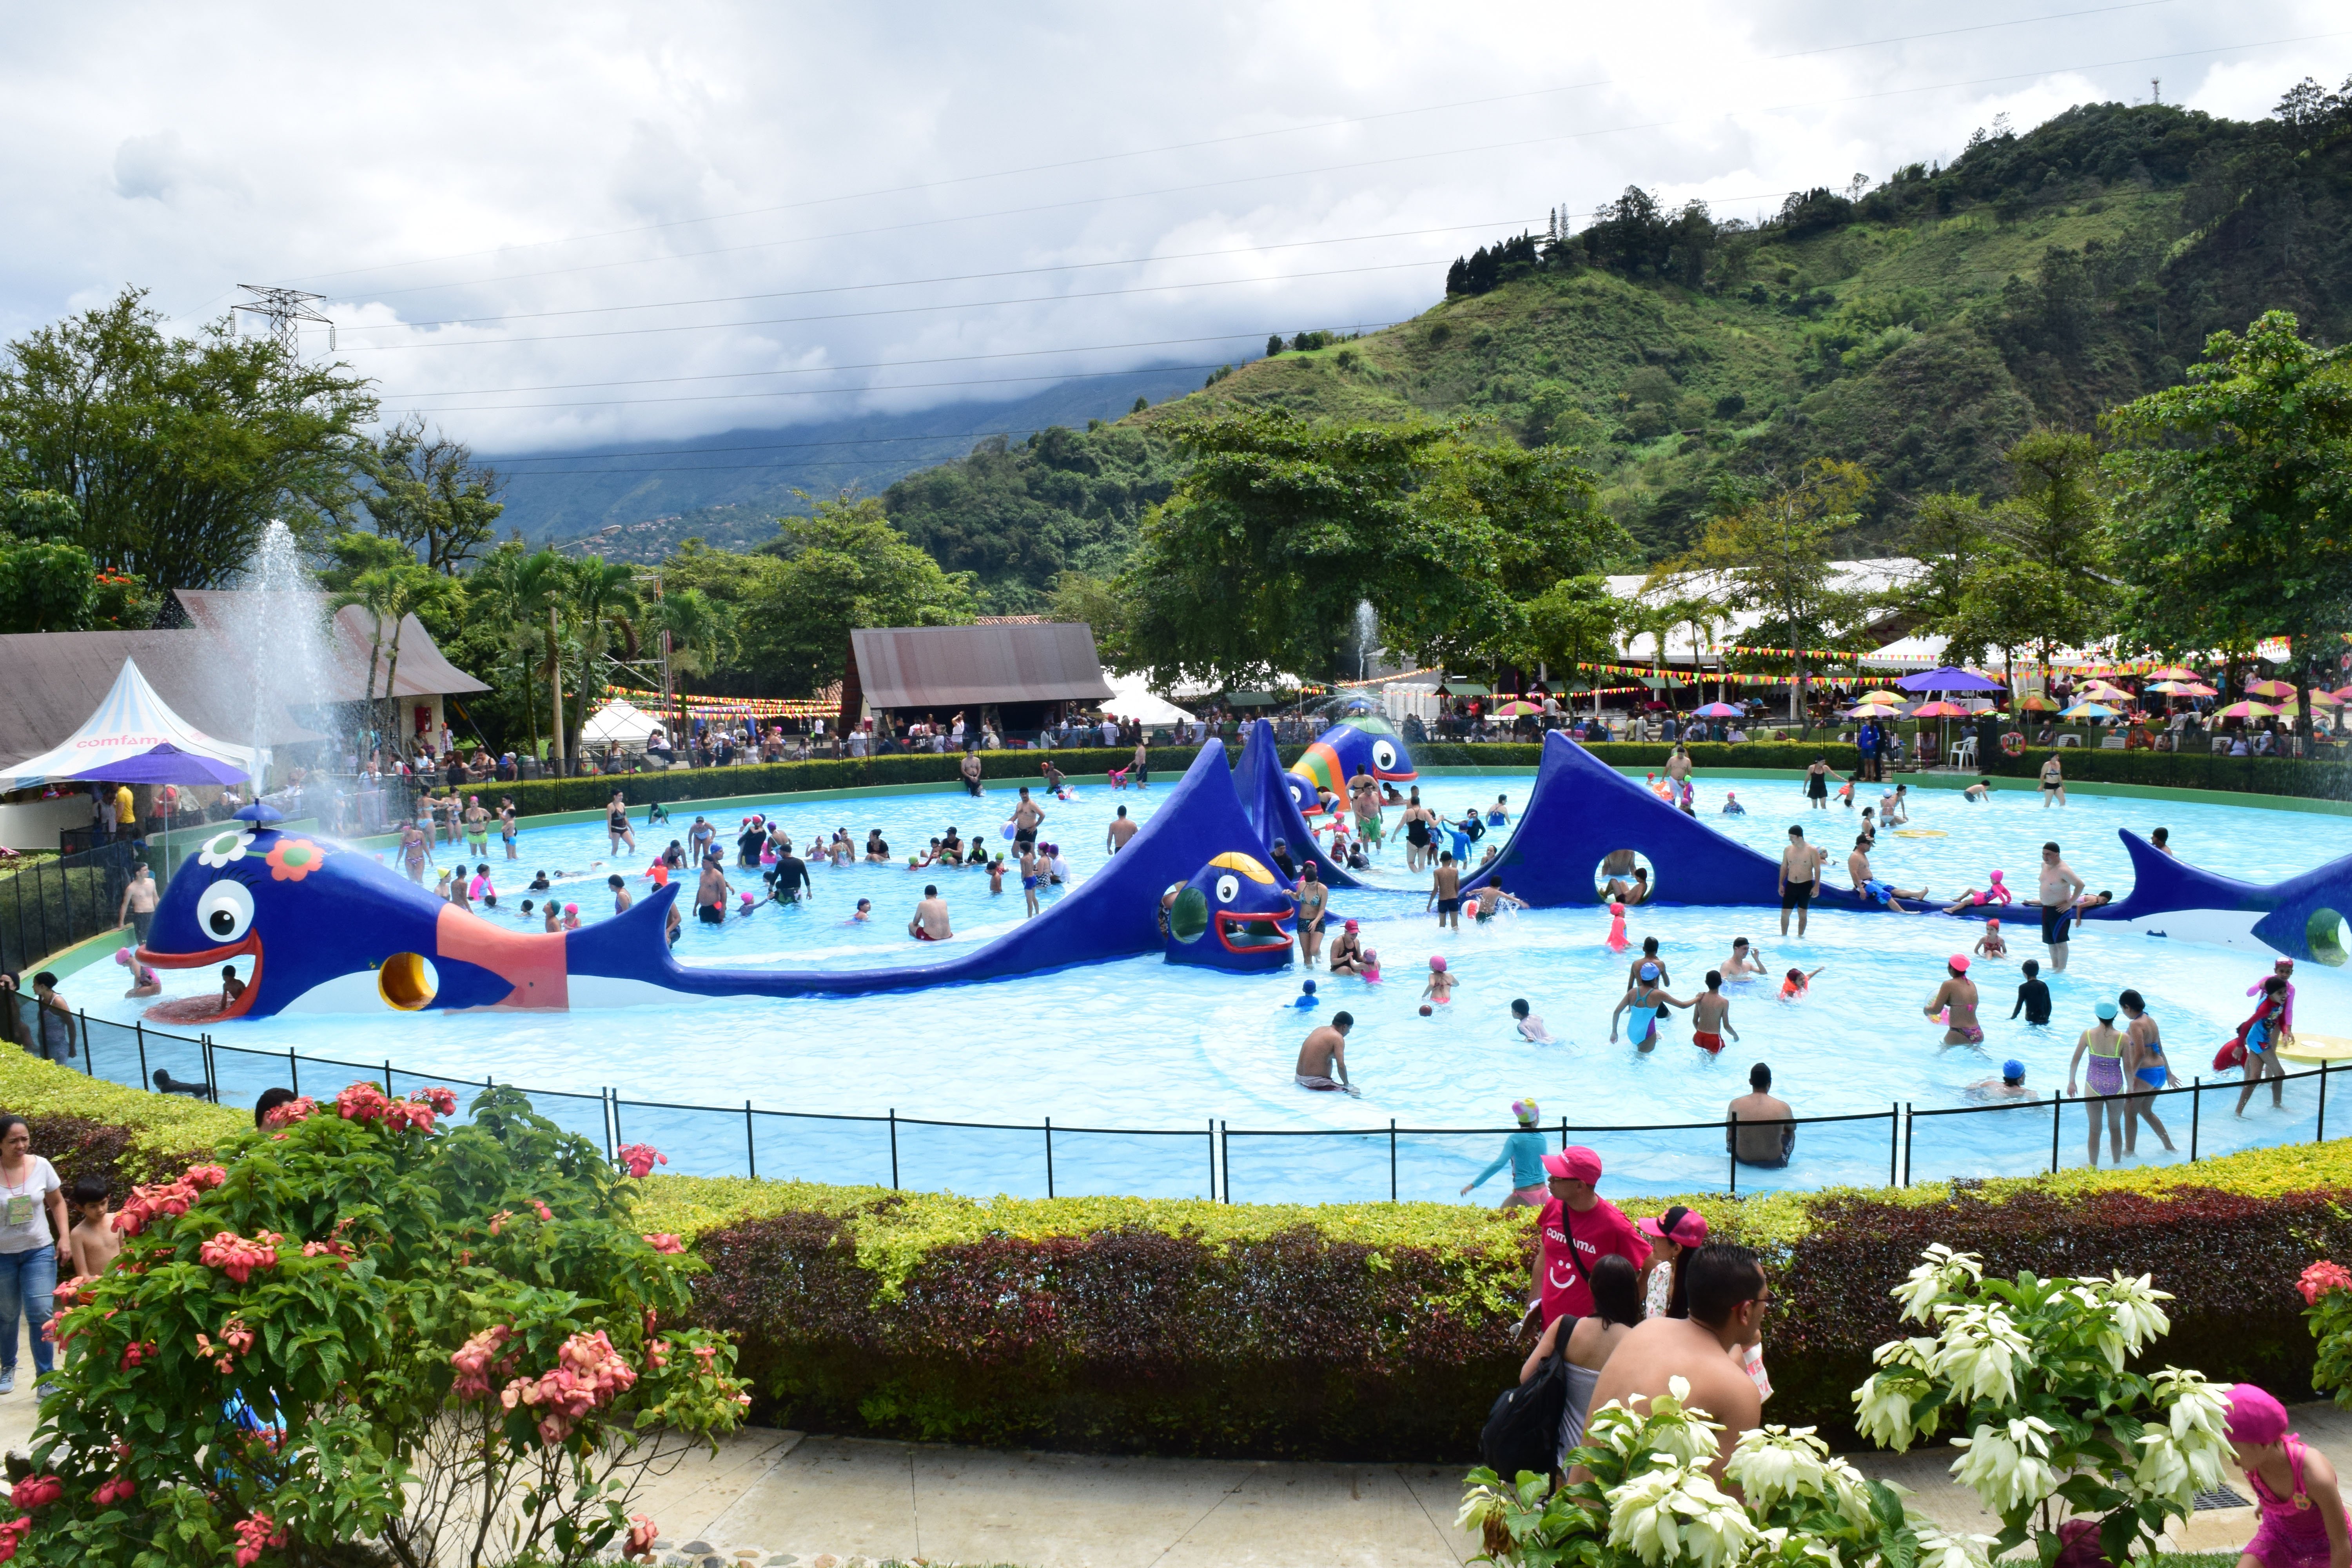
1978;743;2352;800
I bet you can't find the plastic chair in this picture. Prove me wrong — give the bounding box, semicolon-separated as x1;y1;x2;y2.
2056;733;2081;748
2100;735;2126;750
1948;736;1979;769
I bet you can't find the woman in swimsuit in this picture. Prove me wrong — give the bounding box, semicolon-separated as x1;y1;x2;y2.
2066;999;2128;1166
2235;975;2292;1116
607;796;636;855
2224;1383;2352;1568
2118;987;2176;1154
1403;800;1434;871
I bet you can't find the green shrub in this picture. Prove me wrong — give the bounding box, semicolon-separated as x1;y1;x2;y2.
0;1050;244;1186
1978;744;2352;801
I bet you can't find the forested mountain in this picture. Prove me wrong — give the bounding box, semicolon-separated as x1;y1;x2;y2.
871;88;2352;577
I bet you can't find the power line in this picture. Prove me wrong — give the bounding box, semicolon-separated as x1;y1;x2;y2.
388;362;1247;415
270;0;2178;293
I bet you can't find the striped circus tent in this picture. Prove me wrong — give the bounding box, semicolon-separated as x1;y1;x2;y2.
3;657;256;791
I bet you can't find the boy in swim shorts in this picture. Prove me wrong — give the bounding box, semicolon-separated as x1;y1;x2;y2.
1428;852;1463;930
1690;972;1738;1054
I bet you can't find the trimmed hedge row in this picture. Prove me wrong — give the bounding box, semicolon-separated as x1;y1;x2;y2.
1980;744;2352;800
0;1051;244;1191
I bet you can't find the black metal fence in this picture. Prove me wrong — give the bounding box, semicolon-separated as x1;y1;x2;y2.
42;1006;2348;1201
0;841;142;979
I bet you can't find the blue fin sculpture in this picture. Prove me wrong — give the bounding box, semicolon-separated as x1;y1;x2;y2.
2094;829;2352;962
140;740;1299;1014
1236;718;1360;889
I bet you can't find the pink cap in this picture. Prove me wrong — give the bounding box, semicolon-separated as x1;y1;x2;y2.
1429;955;1447;972
2226;1384;2290;1445
1638;1206;1709;1247
1543;1146;1602;1183
563;903;578;915
1949;955;1970;972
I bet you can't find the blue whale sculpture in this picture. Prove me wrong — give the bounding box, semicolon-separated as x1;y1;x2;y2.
138;742;1301;1016
1160;849;1299;971
1237;718;1360;889
2091;829;2352;963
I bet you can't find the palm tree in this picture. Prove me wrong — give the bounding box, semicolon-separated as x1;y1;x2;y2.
490;550;570;766
565;557;640;763
332;564;462;764
639;586;735;756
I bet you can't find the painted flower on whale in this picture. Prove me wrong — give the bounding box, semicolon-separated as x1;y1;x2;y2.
195;829;255;869
264;838;327;882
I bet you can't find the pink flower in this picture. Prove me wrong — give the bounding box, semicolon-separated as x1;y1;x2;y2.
643;1233;684;1255
7;1476;59;1512
533;1200;552;1223
425;1087;459;1115
232;1512;286;1567
2301;1260;2352;1305
626;1514;659;1560
450;1323;516;1400
617;1143;668;1179
0;1517;25;1564
119;1340;156;1370
92;1474;136;1508
261;1096;316;1127
198;1229;282;1285
301;1239;352;1267
488;1210;513;1236
183;1165;228;1191
336;1082;390;1122
499;1330;639;1443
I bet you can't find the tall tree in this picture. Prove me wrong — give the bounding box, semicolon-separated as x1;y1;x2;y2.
2106;310;2352;738
637;585;736;752
354;415;505;575
331;563;462;760
0;288;376;590
564;558;640;760
741;496;975;696
1518;574;1620;716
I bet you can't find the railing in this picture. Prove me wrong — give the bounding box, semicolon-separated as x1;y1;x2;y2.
0;841;143;978
47;1008;2348;1201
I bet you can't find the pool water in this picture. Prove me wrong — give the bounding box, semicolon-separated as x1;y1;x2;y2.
82;771;2352;1201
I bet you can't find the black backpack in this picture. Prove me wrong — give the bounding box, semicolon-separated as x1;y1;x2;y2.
1480;1316;1577;1479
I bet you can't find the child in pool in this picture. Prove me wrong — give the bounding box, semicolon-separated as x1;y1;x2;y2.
1359;947;1382;982
1973;919;2008;960
2223;1382;2352;1568
1721;791;1746;815
1962;777;1993;802
1940;870;2013;914
851;898;872;922
1604;901;1629;952
1421;955;1456;1005
562;903;581;931
1609;962;1686;1051
1780;966;1824;999
543;902;563;933
1690;972;1739;1055
988;856;1007;895
1510;998;1554;1044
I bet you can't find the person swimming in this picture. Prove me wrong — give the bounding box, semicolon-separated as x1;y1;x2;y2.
1422;955;1456;1005
1720;936;1766;979
1780;966;1824;999
851;898;872;922
1510;998;1555;1044
1293;979;1320;1009
1721;790;1746;815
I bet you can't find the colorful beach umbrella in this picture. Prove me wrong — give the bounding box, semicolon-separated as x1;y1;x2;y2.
2145;665;2198;682
1895;666;2004;693
1842;703;1902;718
2244;679;2296;699
1691;702;1744;717
2058;701;2118;720
1492;700;1542;717
2216;701;2278;719
1857;689;1908;705
2079;681;2133;700
2311;690;2344;707
2018;693;2056;711
1909;700;1974;718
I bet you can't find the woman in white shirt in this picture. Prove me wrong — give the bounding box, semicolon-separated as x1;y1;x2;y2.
0;1114;69;1394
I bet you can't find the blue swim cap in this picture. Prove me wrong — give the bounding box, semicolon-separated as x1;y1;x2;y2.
1301;980;1317;994
2002;1060;2025;1082
1639;962;1659;980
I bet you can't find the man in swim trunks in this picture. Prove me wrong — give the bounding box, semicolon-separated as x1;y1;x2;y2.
1290;863;1331;966
1777;827;1817;937
1691;972;1739;1055
910;884;953;942
1012;788;1045;855
1294;1011;1356;1093
1428;852;1463;930
769;844;812;905
960;748;984;797
1131;739;1149;788
2035;841;2085;972
1105;803;1138;854
2039;753;2066;807
694;855;732;925
1924;954;1982;1044
1963;777;1993;802
1017;844;1043;917
1847;838;1926;910
1728;1065;1796;1168
1720;936;1766;978
1664;744;1693;788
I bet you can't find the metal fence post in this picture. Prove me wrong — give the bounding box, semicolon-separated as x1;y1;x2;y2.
1044;1116;1054;1199
1206;1118;1216;1201
1389;1119;1398;1203
2322;1060;2330;1143
609;1090;623;1154
1220;1120;1229;1203
204;1034;218;1103
134;1022;147;1088
2051;1093;2062;1172
1900;1102;1911;1188
888;1109;900;1191
2190;1078;2201;1161
382;1059;394;1096
1727;1114;1737;1195
78;1010;93;1075
288;1047;299;1096
745;1100;756;1180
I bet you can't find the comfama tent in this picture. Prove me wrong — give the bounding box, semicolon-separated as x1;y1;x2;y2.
2;658;256;791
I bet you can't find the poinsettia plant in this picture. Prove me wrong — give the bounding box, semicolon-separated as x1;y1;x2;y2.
17;1083;750;1568
2298;1259;2352;1401
1851;1244;2232;1568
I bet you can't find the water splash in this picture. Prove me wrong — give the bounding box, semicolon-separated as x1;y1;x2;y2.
221;519;342;790
1353;600;1377;682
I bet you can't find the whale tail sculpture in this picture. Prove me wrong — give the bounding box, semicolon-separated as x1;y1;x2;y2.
2096;829;2352;962
138;741;1300;1016
1237;718;1359;889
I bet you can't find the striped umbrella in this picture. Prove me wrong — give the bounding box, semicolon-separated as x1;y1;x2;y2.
2244;679;2296;699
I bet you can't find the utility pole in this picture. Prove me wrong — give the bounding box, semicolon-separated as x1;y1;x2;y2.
2151;78;2161;106
232;285;335;356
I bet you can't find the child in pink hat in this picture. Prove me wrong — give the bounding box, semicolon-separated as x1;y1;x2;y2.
2227;1383;2352;1568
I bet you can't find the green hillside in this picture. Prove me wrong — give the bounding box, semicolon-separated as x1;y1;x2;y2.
873;90;2352;589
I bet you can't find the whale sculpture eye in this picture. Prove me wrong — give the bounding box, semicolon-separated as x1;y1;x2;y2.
196;879;255;944
1372;739;1399;770
1215;873;1240;904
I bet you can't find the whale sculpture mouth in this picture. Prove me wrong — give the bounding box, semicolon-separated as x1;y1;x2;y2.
1215;908;1294;953
1371;762;1417;781
136;933;264;1020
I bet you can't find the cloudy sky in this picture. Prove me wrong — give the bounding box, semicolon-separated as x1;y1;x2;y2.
3;2;2345;456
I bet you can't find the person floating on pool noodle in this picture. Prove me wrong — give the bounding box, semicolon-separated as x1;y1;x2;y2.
1422;955;1456;1006
1609;961;1687;1050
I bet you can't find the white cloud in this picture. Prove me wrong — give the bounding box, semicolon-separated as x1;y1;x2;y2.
1;0;2345;452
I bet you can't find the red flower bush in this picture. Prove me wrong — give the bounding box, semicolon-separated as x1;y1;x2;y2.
500;1330;639;1445
2301;1260;2352;1305
617;1143;667;1179
449;1323;517;1401
198;1230;283;1285
91;1474;135;1508
118;1340;155;1370
7;1477;58;1512
232;1512;286;1567
644;1233;684;1254
626;1513;659;1560
261;1095;317;1127
0;1517;25;1564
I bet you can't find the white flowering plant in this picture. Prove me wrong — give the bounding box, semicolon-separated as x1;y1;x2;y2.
1850;1244;2232;1568
1460;1377;1968;1568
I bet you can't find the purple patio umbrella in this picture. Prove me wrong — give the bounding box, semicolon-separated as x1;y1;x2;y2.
1894;666;2004;693
69;743;257;879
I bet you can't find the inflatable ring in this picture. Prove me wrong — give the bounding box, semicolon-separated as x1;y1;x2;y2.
1892;829;1947;838
2000;731;2025;757
2277;1033;2352;1065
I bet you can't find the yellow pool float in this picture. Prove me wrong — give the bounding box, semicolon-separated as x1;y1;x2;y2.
1892;829;1947;838
2278;1034;2352;1065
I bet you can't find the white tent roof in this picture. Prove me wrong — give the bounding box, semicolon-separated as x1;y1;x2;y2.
1101;674;1195;725
2;658;256;791
581;699;663;747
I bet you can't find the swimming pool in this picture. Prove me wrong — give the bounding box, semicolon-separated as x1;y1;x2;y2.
76;769;2352;1201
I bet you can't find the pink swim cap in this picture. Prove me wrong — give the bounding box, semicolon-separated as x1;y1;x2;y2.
1610;902;1626;916
563;903;578;915
1989;869;2006;883
1429;955;1447;972
2225;1384;2290;1446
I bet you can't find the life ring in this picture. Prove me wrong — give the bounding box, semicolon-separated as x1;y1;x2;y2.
2000;732;2025;757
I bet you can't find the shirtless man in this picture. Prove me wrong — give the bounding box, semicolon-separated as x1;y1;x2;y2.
1427;853;1463;930
1105;804;1138;854
1346;768;1379;832
1578;1245;1769;1486
1777;827;1817;937
1011;788;1045;858
118;864;159;945
910;884;953;942
2034;841;2086;972
1131;739;1149;788
1847;838;1926;911
694;856;732;926
1294;1011;1356;1093
1290;864;1331;966
1720;936;1767;979
1690;973;1739;1056
1664;744;1693;788
1923;954;1983;1044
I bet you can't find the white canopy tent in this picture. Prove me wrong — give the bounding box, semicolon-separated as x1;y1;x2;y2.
580;699;664;751
1100;674;1195;726
2;658;256;791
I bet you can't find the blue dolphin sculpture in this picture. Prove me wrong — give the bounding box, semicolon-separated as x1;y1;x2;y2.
140;742;1299;1016
2091;829;2352;962
1236;718;1360;889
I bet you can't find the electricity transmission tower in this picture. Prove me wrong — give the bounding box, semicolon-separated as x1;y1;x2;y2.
232;285;336;356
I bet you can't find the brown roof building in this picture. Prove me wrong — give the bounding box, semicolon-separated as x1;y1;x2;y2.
842;622;1113;730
